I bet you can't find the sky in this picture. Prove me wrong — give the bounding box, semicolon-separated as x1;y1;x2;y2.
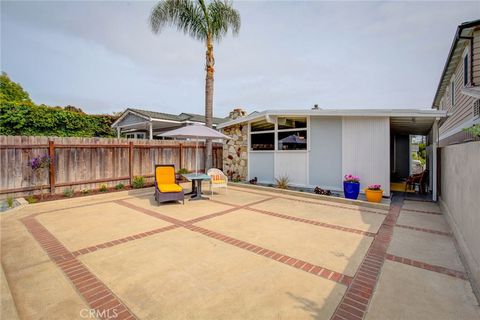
1;1;479;118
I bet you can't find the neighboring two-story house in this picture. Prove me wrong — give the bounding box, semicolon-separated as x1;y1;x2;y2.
432;19;480;146
432;19;480;298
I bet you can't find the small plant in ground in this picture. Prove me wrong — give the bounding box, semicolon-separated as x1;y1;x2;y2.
99;184;108;192
6;197;14;208
115;183;125;190
63;188;74;197
275;175;290;189
132;176;145;189
26;195;37;204
177;168;189;175
80;189;90;195
28;154;52;200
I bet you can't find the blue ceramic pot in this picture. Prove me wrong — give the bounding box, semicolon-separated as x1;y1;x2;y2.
343;181;360;200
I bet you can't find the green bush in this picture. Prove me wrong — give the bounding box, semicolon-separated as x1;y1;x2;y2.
26;195;37;204
99;184;108;192
132;176;145;189
463;124;480;137
115;183;125;190
63;188;74;197
80;189;90;195
6;197;14;208
177;168;189;174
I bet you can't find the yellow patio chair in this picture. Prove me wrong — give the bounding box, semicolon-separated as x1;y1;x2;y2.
154;164;184;205
207;168;228;195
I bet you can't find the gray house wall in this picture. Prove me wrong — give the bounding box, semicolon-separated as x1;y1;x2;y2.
249;152;274;184
308;117;342;189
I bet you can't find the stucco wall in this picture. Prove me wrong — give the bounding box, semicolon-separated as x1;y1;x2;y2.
439;141;480;296
309;117;342;190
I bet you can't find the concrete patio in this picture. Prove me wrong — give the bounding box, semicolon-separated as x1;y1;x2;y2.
1;185;479;320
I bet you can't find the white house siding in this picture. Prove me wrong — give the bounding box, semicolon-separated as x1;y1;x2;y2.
249;152;274;184
275;152;308;186
308;117;342;190
341;117;390;196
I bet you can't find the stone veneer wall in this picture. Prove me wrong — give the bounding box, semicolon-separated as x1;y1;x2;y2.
221;124;248;181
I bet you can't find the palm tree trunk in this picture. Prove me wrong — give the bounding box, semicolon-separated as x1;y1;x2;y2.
205;37;214;170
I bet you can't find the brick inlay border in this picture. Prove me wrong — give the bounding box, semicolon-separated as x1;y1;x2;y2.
385;254;467;280
401;208;442;215
245;207;376;237
185;224;353;286
330;202;402;320
228;186;389;216
395;224;451;236
21;217;136;320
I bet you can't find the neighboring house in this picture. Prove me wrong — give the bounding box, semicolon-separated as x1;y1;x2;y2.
111;108;228;139
432;20;480;297
432;19;480;146
218;108;447;199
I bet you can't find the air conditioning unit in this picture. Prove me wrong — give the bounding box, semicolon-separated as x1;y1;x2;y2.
474;99;480;119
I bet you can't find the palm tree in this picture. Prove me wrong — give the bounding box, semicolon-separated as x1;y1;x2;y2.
149;0;240;169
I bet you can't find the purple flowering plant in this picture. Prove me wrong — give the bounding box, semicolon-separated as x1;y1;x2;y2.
367;184;382;191
28;154;51;171
344;174;360;183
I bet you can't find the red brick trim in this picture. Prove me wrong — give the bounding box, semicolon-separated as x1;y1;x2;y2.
185;224;353;286
401;208;442;215
385;254;467;280
395;224;451;236
245;207;377;237
330;203;402;320
21;217;136;320
228;186;388;216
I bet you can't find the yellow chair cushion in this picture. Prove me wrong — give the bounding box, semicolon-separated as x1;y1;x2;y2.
158;184;183;193
156;166;175;185
212;179;226;184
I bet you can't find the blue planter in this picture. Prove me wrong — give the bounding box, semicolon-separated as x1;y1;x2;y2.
343;181;360;200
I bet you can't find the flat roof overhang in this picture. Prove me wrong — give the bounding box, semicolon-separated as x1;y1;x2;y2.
218;108;448;131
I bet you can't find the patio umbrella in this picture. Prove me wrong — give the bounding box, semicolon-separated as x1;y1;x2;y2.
158;124;231;174
279;134;306;144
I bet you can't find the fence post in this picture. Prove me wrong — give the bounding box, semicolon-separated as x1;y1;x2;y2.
129;142;134;186
48;140;56;194
179;143;183;169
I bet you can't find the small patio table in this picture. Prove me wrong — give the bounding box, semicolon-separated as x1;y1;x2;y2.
182;173;211;201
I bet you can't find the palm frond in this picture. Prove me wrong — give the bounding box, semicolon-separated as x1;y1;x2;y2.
207;0;241;41
149;0;208;41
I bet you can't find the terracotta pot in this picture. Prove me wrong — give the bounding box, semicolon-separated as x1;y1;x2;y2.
365;189;383;203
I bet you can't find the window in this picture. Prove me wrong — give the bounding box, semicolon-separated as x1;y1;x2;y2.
277;117;307;150
250;132;274;150
451;81;455;107
250;120;274;150
464;53;469;86
126;132;146;139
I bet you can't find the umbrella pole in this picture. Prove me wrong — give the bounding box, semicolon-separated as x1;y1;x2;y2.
195;138;198;174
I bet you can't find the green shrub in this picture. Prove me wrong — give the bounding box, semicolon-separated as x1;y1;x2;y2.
115;183;125;190
275;175;290;189
63;188;74;197
80;189;90;195
463;124;480;137
177;168;189;174
99;184;108;192
132;176;145;189
26;195;37;204
6;197;14;208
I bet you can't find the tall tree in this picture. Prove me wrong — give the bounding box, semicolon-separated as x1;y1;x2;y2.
0;72;32;103
149;0;240;169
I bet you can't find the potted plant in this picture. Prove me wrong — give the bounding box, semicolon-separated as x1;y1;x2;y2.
365;184;383;203
343;174;360;200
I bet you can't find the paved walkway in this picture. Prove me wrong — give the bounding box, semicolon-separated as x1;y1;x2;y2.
1;186;479;319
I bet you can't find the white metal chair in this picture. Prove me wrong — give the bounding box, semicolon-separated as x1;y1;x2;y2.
207;168;228;195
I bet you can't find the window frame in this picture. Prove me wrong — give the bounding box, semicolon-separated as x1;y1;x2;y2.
450;77;455;108
463;46;470;87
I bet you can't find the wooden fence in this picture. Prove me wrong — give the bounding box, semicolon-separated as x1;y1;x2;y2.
0;136;223;198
